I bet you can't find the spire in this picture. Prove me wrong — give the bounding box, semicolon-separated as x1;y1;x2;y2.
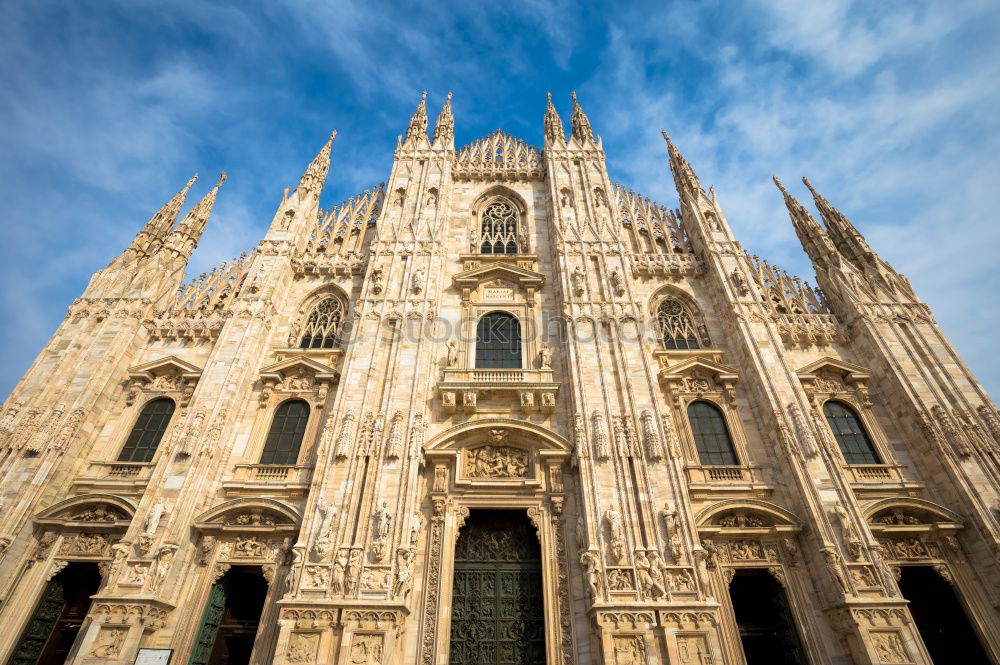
404;91;429;144
164;172;226;258
773;176;838;266
125;174;198;259
432;92;454;146
569;91;594;143
661;130;704;199
297;130;337;195
801;177;873;262
544;92;565;144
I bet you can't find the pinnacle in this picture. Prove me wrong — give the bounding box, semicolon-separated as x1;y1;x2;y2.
772;175;788;193
215;171;227;187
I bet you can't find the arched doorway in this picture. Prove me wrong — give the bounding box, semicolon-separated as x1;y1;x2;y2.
188;566;269;665
898;566;990;664
8;562;101;665
729;569;806;665
449;510;545;665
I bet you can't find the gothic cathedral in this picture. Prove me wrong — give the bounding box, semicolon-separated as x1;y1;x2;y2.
1;92;998;665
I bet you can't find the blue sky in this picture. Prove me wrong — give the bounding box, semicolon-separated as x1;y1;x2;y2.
1;0;998;398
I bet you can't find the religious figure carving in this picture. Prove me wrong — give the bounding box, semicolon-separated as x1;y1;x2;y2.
610;268;626;296
345;549;362;594
394;547;415;597
572;265;586;296
331;550;347;596
605;507;625;562
411;268;425;295
539;343;553;369
465;445;528;478
446;340;459;367
580;549;602;599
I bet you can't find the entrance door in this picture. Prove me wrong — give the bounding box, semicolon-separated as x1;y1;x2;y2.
8;562;101;665
729;569;807;665
898;566;990;664
449;510;545;665
188;566;269;665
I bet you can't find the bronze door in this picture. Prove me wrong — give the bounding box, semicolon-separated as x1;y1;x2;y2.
449;510;545;665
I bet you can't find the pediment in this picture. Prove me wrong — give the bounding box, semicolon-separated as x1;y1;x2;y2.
127;356;202;384
696;499;802;533
864;498;962;529
259;355;338;384
452;262;545;289
659;357;739;383
35;493;136;529
194;498;301;534
796;357;870;382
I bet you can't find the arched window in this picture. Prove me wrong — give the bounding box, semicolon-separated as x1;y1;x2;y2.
687;401;738;465
657;298;701;350
260;400;310;465
479;199;519;254
823;401;880;465
299;297;344;349
475;312;521;369
118;398;175;463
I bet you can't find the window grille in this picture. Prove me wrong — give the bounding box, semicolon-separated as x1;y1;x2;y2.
299;297;344;349
260;400;310;465
688;401;738;465
475;312;522;369
479;200;519;254
657;298;701;350
118;398;175;463
823;401;880;465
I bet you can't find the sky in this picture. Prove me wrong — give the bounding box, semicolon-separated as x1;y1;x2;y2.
1;0;998;399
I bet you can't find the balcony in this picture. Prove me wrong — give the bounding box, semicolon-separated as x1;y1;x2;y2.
684;465;772;499
438;368;559;415
843;464;923;497
222;464;313;497
72;461;155;494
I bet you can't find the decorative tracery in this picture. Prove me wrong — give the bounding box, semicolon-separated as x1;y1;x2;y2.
479;200;520;254
298;297;345;349
656;298;702;350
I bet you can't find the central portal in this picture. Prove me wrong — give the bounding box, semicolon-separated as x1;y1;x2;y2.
449;509;545;665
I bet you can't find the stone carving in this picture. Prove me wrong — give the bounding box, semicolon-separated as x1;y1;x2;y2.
394;547;415;597
144;498;165;536
446;340;459;367
661;505;683;563
150;545;176;591
287;632;319;664
640;410;664;461
371;268;384;295
605;507;626;562
345;549;362;595
465;445;528;478
411;268;425;294
872;632;908;664
331;550;347;596
89;627;127;659
350;634;383;665
572;265;586;296
384;411;404;460
832;505;863;560
713;510;769;528
234;536;269;558
334;409;356;460
612;635;647;665
606;568;635;591
821;547;849;594
592;411;610;460
303;565;329;588
580;549;603;599
634;550;665;600
74;505;123;522
539;343;553;369
360;567;390;590
729;540;765;560
314;502;337;562
371;501;392;561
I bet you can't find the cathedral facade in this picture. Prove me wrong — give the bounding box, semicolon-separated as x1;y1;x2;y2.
0;91;998;665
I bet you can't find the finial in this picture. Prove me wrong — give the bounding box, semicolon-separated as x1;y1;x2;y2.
446;91;452;101
801;176;817;194
421;90;427;102
186;174;199;188
547;91;553;103
661;130;672;145
216;172;227;187
328;130;338;144
772;175;787;193
570;91;578;102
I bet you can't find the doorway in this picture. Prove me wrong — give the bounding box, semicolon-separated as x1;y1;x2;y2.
729;569;807;665
449;509;545;665
897;566;990;664
8;562;101;665
188;566;269;665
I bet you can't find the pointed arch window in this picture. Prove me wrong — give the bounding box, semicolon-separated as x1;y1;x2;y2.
260;400;310;465
475;312;521;369
687;401;738;465
823;401;880;465
479;199;520;254
657;298;701;350
118;398;175;463
299;297;344;349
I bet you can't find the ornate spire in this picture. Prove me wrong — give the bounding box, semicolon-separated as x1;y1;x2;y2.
661;130;703;199
544;92;565;144
126;174;198;259
164;172;226;258
404;91;429;144
298;131;337;195
569;91;594;143
801;177;873;261
433;92;454;146
773;176;837;266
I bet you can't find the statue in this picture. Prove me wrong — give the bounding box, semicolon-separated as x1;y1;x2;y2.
572;265;586;295
372;501;392;542
144;498;165;536
605;507;625;562
411;268;425;295
394;547;414;597
331;550;347;595
345;549;362;594
539;344;553;369
580;549;602;599
446;340;459;367
610;268;625;296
